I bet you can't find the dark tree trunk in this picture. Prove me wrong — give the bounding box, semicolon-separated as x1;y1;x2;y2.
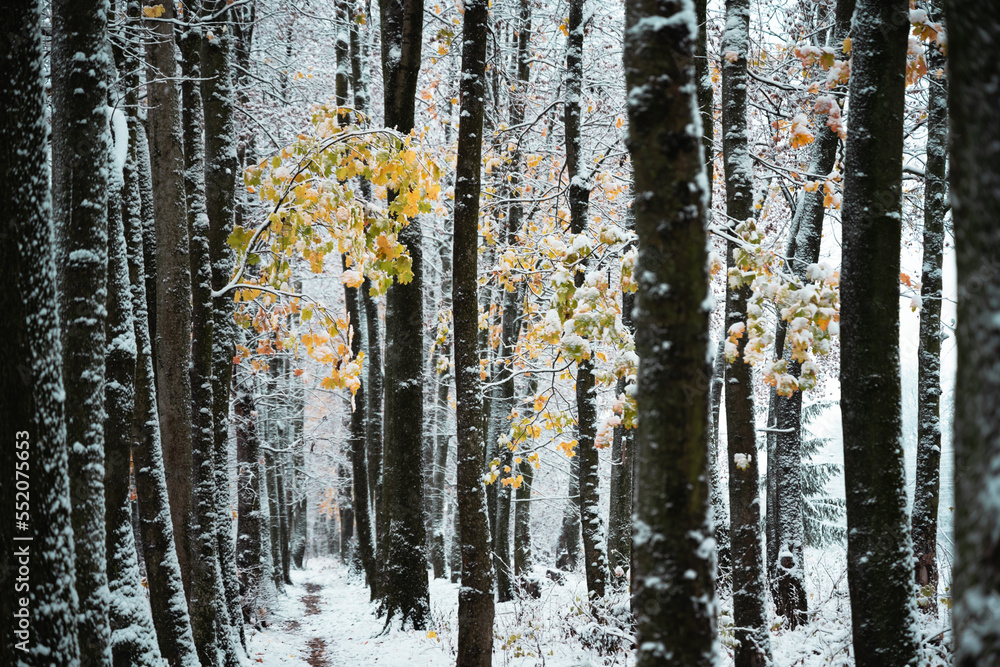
947;1;1000;663
624;1;716;663
264;450;284;591
201;0;244;644
377;0;431;626
910;0;947;617
453;0;497;661
144;0;194;593
721;0;774;658
105;84;164;665
840;1;920;664
275;443;292;586
52;0;113;660
179;8;231;661
344;256;377;590
235;363;263;625
555;454;581;572
364;283;384;543
125;77;201;667
565;0;607;602
1;1;80;660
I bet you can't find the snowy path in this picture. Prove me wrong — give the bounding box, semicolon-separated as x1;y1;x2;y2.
246;558;455;666
246;556;640;666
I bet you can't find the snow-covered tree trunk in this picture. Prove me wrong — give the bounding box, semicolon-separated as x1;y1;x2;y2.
105;111;165;667
910;0;947;617
1;1;80;661
453;0;497;660
364;283;384;538
565;0;608;603
234;361;263;624
947;1;1000;662
555;454;581;571
514;377;536;587
721;0;775;659
343;253;377;589
377;0;431;626
201;0;244;643
430;235;453;580
840;1;920;663
609;210;636;583
707;340;729;584
52;0;113;662
124;64;201;664
770;0;853;626
178;7;241;662
144;0;195;593
264;450;284;591
625;1;717;663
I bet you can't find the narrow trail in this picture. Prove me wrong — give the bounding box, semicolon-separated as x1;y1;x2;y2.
245;558;455;666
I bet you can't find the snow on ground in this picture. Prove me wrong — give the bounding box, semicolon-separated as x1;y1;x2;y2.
248;552;951;666
246;557;634;666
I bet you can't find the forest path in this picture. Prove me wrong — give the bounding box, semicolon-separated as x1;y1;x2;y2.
245;557;454;666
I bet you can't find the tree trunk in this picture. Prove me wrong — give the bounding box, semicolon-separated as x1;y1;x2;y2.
264;450;284;591
344;256;377;589
453;0;496;661
105;79;165;665
947;1;1000;663
201;0;245;644
179;8;231;661
840;2;920;664
555;454;581;572
707;340;729;583
563;0;608;602
910;0;946;617
771;0;854;627
1;2;80;659
144;0;194;594
52;0;113;661
377;0;431;626
430;235;453;579
125;88;201;667
234;363;264;625
721;1;774;659
624;2;716;663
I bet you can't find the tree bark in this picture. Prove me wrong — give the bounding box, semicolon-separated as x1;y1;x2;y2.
564;0;608;602
125;79;201;667
234;361;263;625
430;238;454;580
201;0;244;644
344;256;377;589
946;1;1000;663
721;0;774;658
144;0;194;594
377;0;431;626
52;0;113;661
624;1;716;663
453;0;497;661
105;66;165;664
840;1;920;664
1;1;80;660
910;0;946;617
178;8;233;661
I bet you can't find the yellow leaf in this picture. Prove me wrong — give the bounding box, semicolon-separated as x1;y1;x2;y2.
142;4;165;18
